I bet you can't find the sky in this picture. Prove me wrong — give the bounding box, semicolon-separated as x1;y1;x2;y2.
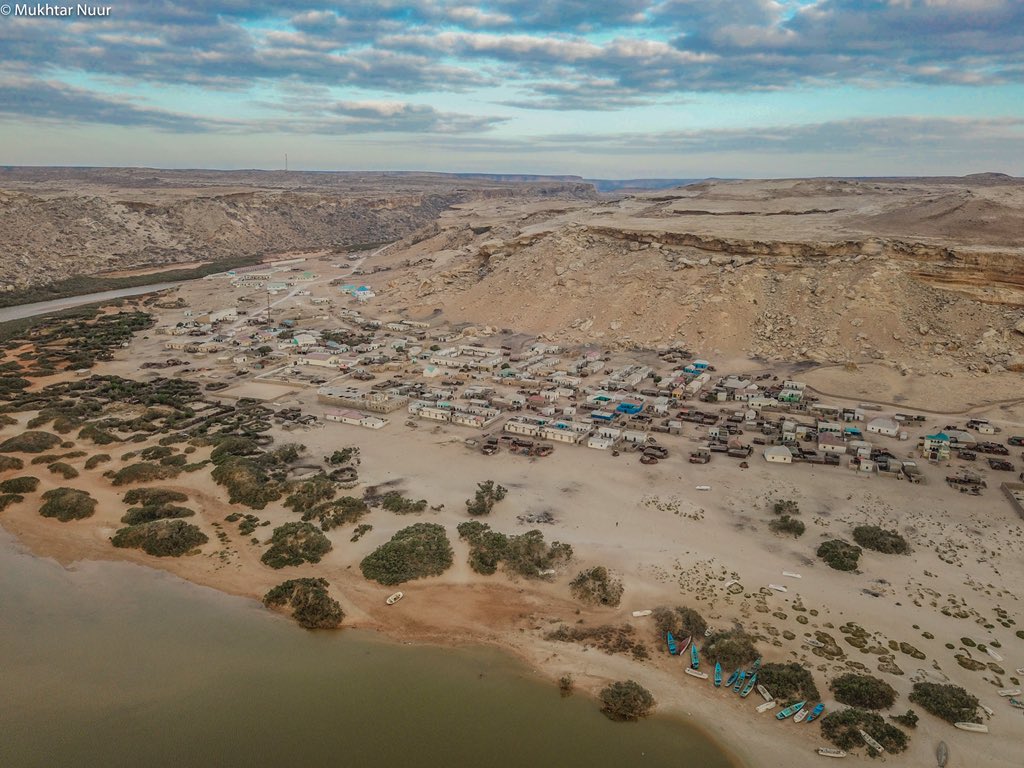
0;0;1022;177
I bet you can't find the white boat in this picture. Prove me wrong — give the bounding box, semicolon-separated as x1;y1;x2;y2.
631;609;652;617
980;703;994;716
782;571;802;578
704;627;713;637
768;584;788;593
954;722;989;733
758;684;773;702
804;638;826;648
685;668;709;680
986;647;1003;661
817;747;847;758
696;485;711;491
997;688;1021;697
756;700;777;713
386;591;404;605
858;730;885;752
794;708;808;723
1016;667;1024;675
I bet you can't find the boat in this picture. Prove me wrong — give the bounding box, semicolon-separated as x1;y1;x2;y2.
936;740;948;768
631;609;652;617
714;662;722;687
685;668;709;680
1008;698;1024;710
776;701;806;720
758;684;773;702
805;638;825;648
768;584;788;593
859;730;885;752
953;722;988;734
679;635;692;655
386;591;404;605
806;703;825;722
782;571;802;578
667;632;678;656
794;708;808;723
997;688;1021;697
986;647;1003;661
733;670;746;693
696;485;711;491
705;627;713;637
756;700;777;713
750;657;762;674
726;670;739;688
1016;667;1024;676
817;747;847;758
740;673;758;698
690;642;700;669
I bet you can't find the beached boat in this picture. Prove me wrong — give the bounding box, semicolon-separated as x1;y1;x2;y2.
758;684;773;702
705;627;713;637
667;632;678;655
986;647;1003;661
750;657;762;673
733;671;746;693
690;643;700;669
756;700;777;713
804;638;825;649
726;670;739;688
740;673;757;698
1008;698;1024;710
714;662;722;687
768;584;788;593
1016;667;1024;676
936;740;948;768
679;635;692;655
953;722;988;733
685;668;709;680
776;701;806;720
806;703;825;722
386;591;404;605
631;609;652;617
782;571;802;579
859;730;885;752
696;485;711;491
980;703;993;716
816;747;847;758
997;688;1021;697
794;708;808;723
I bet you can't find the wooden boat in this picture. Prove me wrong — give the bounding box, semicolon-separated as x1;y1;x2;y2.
816;747;847;758
726;670;739;688
714;662;722;687
985;646;1003;661
997;688;1021;697
806;703;825;722
980;703;993;716
733;671;746;693
631;609;652;617
859;730;885;752
679;635;692;655
386;591;404;605
750;657;762;673
782;571;802;579
758;684;773;702
690;643;700;669
756;700;777;713
1008;698;1024;710
794;708;808;723
953;722;988;733
740;673;758;698
936;740;948;768
667;632;678;655
695;485;711;491
685;668;709;680
776;701;806;720
768;584;788;593
804;638;826;649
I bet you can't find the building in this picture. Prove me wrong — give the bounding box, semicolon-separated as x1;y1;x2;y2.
324;409;389;429
764;446;794;464
504;416;547;437
921;433;951;461
317;386;408;413
818;433;846;454
866;417;900;437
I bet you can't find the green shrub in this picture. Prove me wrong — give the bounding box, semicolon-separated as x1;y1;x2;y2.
350;523;372;542
757;662;820;703
261;522;332;569
122;487;188;506
772;499;800;516
110;461;179;486
702;629;759;671
84;453;111;470
0;493;24;511
466;480;507;516
652;606;708;640
303;496;369;530
121;503;194;525
769;515;805;537
112;519;208;557
0;455;24;471
599;680;655;721
263;577;343;629
78;424;119;445
325;447;359;465
830;673;898;710
890;710;918;728
570;566;624;607
48;461;79;480
0;476;39;493
852;525;910;555
210;457;283;509
140;445;173;461
283;474;336;515
39;487;96;521
457;521;571;578
818;539;862;571
0;431;62;453
820;709;908;755
546;624;649;660
908;682;979;724
375;491;427;514
360;522;453;585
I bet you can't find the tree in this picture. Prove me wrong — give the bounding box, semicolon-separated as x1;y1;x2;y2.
570;566;624;607
466;480;507;516
830;673;897;710
261;522;332;569
818;539;862;571
264;578;343;629
852;525;910;555
360;523;453;585
599;680;655;721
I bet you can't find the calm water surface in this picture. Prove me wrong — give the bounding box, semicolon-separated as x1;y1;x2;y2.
0;529;739;768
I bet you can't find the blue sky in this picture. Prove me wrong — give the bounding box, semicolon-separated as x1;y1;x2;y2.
1;0;1022;177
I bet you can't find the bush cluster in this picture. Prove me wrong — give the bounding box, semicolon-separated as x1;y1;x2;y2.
110;461;180;486
112;519;208;556
908;682;979;724
817;539;862;571
0;431;62;454
701;629;759;671
852;525;910;555
599;680;655;722
546;624;649;661
0;476;39;494
0;493;25;511
465;480;507;516
820;709;909;755
360;522;453;585
652;606;708;640
830;673;897;710
569;566;624;607
769;516;805;537
39;487;96;521
457;521;571;578
757;662;821;703
263;577;344;629
261;522;332;569
302;496;369;530
379;491;428;514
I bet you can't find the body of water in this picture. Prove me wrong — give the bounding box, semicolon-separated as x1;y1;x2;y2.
0;529;738;768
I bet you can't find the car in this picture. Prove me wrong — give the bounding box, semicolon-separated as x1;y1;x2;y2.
1008;436;1024;446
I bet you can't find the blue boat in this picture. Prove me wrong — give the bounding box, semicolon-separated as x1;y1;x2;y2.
806;703;825;722
776;701;806;720
733;670;746;693
714;662;722;687
690;643;699;669
740;672;758;698
667;632;678;655
750;657;762;674
725;670;739;688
